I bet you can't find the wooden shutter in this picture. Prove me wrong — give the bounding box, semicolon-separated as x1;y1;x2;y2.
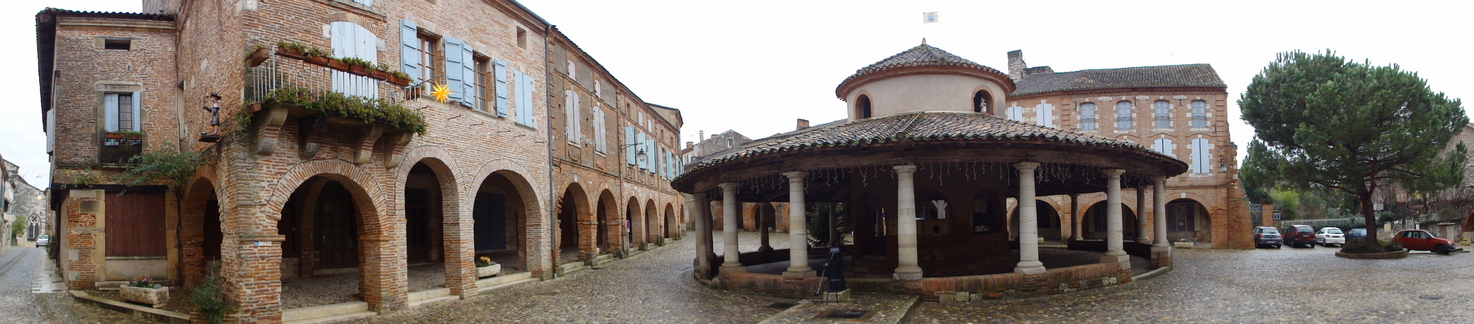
105;192;166;257
626;126;636;165
521;72;535;128
444;37;465;102
104;93;119;132
460;44;475;107
494;60;509;118
400;20;421;84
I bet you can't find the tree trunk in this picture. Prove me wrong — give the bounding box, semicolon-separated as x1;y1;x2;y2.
1359;190;1378;243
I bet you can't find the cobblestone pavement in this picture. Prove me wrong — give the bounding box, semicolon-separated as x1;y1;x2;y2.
0;247;151;324
907;246;1474;323
365;231;798;323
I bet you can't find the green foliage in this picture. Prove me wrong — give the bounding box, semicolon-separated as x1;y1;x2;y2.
116;143;205;188
265;86;427;135
128;275;161;288
191;264;234;324
339;57;374;68
1340;238;1390;254
1239;50;1469;240
376;62;393;72
806;203;849;247
11;215;26;240
276;40;308;52
390;70;410;80
1239;140;1275;204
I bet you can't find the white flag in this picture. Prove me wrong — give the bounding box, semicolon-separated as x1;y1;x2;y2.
923;12;939;24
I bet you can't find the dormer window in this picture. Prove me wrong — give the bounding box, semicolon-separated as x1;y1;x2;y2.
857;95;872;119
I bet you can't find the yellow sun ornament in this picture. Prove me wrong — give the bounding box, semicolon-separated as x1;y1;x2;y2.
430;83;452;103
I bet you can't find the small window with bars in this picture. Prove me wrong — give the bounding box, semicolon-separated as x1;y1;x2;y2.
1079;102;1097;130
1191;100;1208;128
1154;100;1171;129
1115;101;1133;130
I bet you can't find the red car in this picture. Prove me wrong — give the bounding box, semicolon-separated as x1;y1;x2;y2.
1394;230;1462;255
1283;225;1316;248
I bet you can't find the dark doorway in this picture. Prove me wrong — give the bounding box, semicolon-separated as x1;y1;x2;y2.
314;182;359;269
474;192;507;251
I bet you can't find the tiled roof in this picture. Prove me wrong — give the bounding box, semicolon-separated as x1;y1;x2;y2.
683;112;1166;173
839;44;1007;90
37;7;174;20
1011;64;1225;96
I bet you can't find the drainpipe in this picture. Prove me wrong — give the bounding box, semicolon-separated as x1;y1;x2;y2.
544;24;558;279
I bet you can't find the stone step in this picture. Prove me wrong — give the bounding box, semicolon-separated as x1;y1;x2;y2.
407;287;451;302
476;272;533;289
407;295;459;309
591;254;616;266
477;278;539;295
558;261;588;275
282;301;369;323
283;311;376;324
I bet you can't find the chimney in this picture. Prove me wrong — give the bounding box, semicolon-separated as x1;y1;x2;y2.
1007;50;1027;82
698;130;705;141
796;119;810;130
685;141;693;149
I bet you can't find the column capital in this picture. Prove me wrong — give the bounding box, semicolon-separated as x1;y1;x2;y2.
1151;175;1167;183
682;193;696;203
1103;169;1125;177
781;171;808;180
718;182;738;191
1013;161;1040;171
893;164;917;173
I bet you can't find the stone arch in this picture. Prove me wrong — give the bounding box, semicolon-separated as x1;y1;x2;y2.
1165;198;1212;243
395;153;468;294
854;91;874;119
1007;200;1064;242
645;199;659;242
1080;200;1139;240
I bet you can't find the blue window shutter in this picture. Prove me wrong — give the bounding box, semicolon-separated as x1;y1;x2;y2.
460;42;475;107
104;93;119;132
626;126;636;165
646;137;655;172
493;60;509;118
443;37;464;101
131;92;142;131
522;73;535;128
399;20;420;84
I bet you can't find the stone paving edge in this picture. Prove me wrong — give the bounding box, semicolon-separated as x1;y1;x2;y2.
70;290;190;324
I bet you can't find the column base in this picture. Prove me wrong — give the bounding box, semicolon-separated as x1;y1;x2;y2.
892;267;923;280
758;246;774;253
1137;237;1152;244
1100;254;1130;269
782;269;815;279
1014;265;1046;275
720;265;746;274
1151;244;1172;252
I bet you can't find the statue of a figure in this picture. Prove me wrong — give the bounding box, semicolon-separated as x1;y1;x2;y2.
202;104;220;126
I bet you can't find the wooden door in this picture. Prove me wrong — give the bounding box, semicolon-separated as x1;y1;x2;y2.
315;183;359;269
106;191;166;256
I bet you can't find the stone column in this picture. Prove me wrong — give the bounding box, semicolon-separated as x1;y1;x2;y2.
1151;177;1171;268
719;183;743;273
685;194;711;278
893;165;923;280
1070;193;1082;241
782;171;815;278
1101;169;1130;268
1136;187;1151;243
1014;162;1046;274
758;207;772;253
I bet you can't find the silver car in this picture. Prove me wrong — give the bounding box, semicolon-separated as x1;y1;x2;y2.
36;235;50;247
1315;227;1345;247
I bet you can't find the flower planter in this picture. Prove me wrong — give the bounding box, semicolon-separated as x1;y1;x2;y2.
276;47;305;59
119;285;170;308
304;56;331;67
326;59;350;71
476;264;501;278
368;70;390;81
104;132;124;139
347;64;370;76
246;47;270;67
387;75;412;87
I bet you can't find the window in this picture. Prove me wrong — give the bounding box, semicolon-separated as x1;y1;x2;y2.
1079;102;1097;130
1154;100;1171;129
443;37;476;106
594;80;602;99
857;95;872;119
1153;138;1175;157
331;22;377;98
1115;101;1133;130
516;27;527;49
1006;106;1024;121
1167;202;1195;231
972;91;992;114
593;104;607;153
103;39;131;50
564;90;581;144
349;0;372;6
1035;103;1054;127
1191;137;1212;174
104;92;141;132
1191;100;1208;128
922;200;948;220
971;197;993;233
474;56;490;112
567;59;576;79
513;69;535;127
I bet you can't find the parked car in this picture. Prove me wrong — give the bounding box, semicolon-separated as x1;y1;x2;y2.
1394;229;1463;255
1283;225;1316;248
1345;228;1367;241
35;235;49;247
1315;227;1346;247
1253;226;1282;248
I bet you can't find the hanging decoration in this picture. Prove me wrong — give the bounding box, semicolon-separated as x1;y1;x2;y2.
430;83;452;103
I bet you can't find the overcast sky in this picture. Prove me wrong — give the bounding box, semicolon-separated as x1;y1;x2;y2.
5;0;1471;188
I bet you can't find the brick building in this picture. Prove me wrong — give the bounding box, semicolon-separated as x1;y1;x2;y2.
1002;50;1253;249
38;1;683;322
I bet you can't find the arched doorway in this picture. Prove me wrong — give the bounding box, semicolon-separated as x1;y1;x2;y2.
556;183;591;263
276;176;380;309
472;170;536;276
180;177;222;287
1083;201;1137;240
1166;199;1210;243
596;190;619;251
664;203;678;238
1009;200;1063;242
645;199;659;243
627;197;644;248
402;161;457;292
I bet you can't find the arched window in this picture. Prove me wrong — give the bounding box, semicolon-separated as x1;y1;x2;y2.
1154;100;1171;129
1079;102;1097;130
857;95;872;119
1115;101;1134;130
1191;100;1208;128
972;90;992;114
331;21;377;98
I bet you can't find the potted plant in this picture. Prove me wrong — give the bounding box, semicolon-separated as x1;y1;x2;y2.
275;40;308;59
104;132;124;140
302;48;332;66
341;57;372;76
475;256;501;278
119;275;170;308
369;63;393;80
387;70;412;87
245;44;270;67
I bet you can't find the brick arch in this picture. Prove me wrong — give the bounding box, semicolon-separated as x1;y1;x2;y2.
465;160;546;277
645;199;660;241
180;174;221;287
556;181;595;260
1165;191;1218;210
627;196;646;245
263;159;387;226
393;147;471;295
595;189;620;251
664;203;678;238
